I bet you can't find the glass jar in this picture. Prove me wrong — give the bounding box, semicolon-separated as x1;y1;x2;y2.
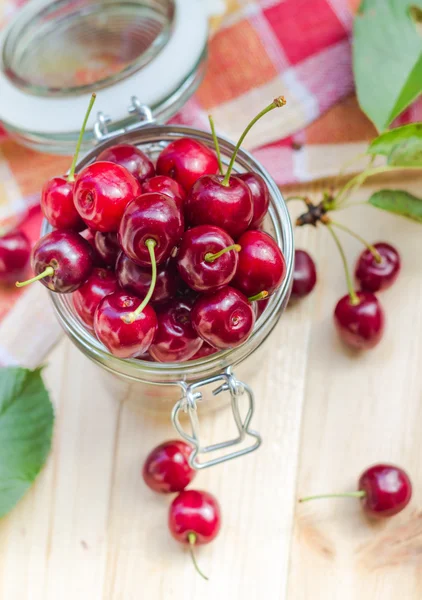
41;119;294;468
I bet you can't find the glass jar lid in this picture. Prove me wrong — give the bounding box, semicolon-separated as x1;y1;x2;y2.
0;0;209;153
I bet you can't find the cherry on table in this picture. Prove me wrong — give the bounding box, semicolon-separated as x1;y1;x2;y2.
73;267;119;329
94;290;157;358
299;464;412;518
142;175;186;211
149;298;203;363
334;291;385;350
291;249;317;299
116;252;179;304
238;172;269;229
41;94;96;231
233;230;286;298
177;225;240;293
16;230;93;293
94;231;120;267
0;229;31;285
192;286;255;350
74;161;141;232
169;489;221;580
143;440;196;493
119;192;184;266
355;242;400;293
156;138;219;192
97;143;155;184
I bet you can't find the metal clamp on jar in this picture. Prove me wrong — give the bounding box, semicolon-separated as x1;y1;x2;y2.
0;0;294;469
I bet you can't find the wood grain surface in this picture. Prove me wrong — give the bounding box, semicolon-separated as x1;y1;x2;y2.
1;174;421;600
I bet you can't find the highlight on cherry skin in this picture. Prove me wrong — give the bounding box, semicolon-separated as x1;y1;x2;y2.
168;489;222;580
299;464;412;518
142;440;196;494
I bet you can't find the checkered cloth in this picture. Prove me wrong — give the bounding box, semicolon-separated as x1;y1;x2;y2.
0;0;420;361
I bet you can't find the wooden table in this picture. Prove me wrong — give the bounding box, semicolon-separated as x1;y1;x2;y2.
1;174;422;599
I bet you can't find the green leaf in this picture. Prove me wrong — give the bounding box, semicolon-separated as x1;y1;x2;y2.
0;367;54;518
368;189;422;222
367;123;422;166
353;0;422;132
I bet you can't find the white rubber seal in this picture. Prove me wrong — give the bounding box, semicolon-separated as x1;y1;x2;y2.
0;0;208;133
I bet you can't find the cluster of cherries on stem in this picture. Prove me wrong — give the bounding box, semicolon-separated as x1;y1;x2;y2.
14;94;288;362
290;200;401;350
143;439;220;580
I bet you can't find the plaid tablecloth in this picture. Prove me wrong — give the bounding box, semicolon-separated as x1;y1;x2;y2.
0;0;420;362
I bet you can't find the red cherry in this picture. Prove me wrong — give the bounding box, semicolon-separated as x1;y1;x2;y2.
94;291;157;358
238;172;269;229
94;231;120;267
192;286;255;349
358;464;412;518
143;440;196;493
116;252;178;304
334;291;385;350
300;464;412;519
177;225;240;293
291;249;317;299
142;175;186;211
355;242;400;293
256;297;269;318
41;177;85;231
233;230;286;297
16;230;93;293
149;298;203;363
169;489;221;580
0;230;31;285
119;192;184;266
191;342;216;360
185;175;253;239
74;161;141;232
97;143;155;184
156;138;219;192
73;267;119;329
80;229;106;267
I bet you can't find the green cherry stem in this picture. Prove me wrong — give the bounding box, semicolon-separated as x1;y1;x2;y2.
222;96;287;186
208;115;223;175
329;220;382;263
16;266;54;288
325;224;359;306
299;490;365;503
123;239;157;323
204;244;241;263
67;93;97;183
188;532;208;581
248;290;269;302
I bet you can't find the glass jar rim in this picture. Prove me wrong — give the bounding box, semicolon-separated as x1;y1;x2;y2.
42;123;294;385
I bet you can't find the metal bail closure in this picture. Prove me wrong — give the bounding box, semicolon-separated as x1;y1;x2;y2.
171;367;262;470
93;96;155;143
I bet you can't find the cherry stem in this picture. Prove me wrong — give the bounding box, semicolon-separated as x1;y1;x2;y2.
123;239;157;323
299;490;366;503
222;96;287;186
204;244;241;263
325;224;360;306
16;266;55;288
188;532;208;581
208;115;223;175
67;93;96;183
329;220;382;263
248;290;269;302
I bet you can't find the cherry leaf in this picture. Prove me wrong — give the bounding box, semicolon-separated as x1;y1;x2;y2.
353;0;422;132
367;123;422;166
0;367;54;518
368;189;422;222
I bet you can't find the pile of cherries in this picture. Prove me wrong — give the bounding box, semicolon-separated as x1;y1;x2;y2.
291;239;400;351
15;94;288;362
143;439;220;580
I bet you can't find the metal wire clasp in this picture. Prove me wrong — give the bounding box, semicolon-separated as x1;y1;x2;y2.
93;96;155;142
171;368;262;470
